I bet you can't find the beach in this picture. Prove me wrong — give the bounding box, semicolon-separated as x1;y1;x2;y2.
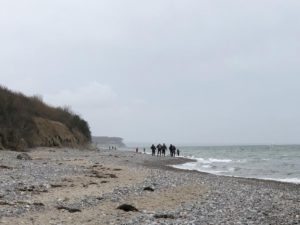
0;148;299;225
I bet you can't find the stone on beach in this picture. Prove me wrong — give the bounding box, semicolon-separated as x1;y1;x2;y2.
16;153;32;160
56;205;81;213
117;204;139;212
143;187;155;192
154;213;176;219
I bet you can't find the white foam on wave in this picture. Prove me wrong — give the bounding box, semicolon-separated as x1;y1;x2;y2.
236;159;247;163
185;157;233;164
172;162;228;175
262;178;300;184
228;167;236;172
202;164;212;169
208;158;232;163
172;163;300;184
173;162;198;171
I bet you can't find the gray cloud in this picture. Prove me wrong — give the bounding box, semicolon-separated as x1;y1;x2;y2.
1;0;300;144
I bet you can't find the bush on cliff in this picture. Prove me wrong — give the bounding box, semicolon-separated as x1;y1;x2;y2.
0;85;91;150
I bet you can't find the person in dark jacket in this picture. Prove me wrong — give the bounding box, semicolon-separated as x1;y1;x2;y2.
162;143;167;156
157;144;162;157
151;144;156;156
169;144;175;157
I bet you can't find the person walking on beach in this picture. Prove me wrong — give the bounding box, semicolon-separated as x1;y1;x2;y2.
169;144;173;157
151;144;156;156
157;144;162;157
143;148;146;154
177;149;180;156
169;144;176;157
173;145;177;157
162;143;167;157
136;147;138;153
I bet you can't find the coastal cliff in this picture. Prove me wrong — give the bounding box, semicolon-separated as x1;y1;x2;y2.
0;85;91;151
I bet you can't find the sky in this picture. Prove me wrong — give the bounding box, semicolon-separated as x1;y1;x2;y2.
1;0;300;145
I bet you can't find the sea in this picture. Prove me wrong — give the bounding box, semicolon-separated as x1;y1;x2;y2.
124;144;300;184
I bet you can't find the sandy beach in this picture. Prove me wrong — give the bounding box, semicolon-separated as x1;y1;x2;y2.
0;148;299;225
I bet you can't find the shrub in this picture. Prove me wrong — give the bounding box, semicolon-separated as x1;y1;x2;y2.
0;85;91;149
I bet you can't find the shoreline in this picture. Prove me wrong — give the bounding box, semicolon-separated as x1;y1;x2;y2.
0;148;299;224
126;149;300;185
172;162;300;185
137;153;300;190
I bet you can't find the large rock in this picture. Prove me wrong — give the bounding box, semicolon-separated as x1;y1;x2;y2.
16;153;32;160
143;186;155;192
117;204;138;212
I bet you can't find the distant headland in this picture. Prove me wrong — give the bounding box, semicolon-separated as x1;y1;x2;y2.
92;136;126;148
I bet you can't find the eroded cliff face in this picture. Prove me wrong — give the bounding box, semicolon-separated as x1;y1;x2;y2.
0;86;91;151
0;117;89;151
31;117;88;148
0;137;4;150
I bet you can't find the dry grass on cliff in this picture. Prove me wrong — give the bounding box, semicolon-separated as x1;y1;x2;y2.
0;85;91;150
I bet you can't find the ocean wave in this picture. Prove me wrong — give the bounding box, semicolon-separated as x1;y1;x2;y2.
173;162;198;171
262;178;300;184
236;159;247;163
187;157;233;164
228;167;236;172
172;163;300;184
173;162;228;174
202;165;212;168
208;158;232;163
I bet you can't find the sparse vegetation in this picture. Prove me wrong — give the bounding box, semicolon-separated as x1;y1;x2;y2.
0;85;91;150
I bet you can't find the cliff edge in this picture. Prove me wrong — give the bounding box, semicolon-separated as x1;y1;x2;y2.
0;85;91;151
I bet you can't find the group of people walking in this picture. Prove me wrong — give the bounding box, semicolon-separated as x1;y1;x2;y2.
150;143;180;157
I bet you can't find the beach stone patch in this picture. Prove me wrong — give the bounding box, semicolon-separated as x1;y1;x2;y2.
89;170;105;178
0;165;13;169
117;204;139;212
32;202;45;207
16;153;32;160
17;184;49;193
82;181;98;187
89;182;98;185
50;183;65;188
61;178;73;182
89;170;118;179
56;205;81;213
106;173;118;178
0;200;14;206
101;180;109;184
154;213;176;219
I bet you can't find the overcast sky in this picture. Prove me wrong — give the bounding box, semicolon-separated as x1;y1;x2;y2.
1;0;300;145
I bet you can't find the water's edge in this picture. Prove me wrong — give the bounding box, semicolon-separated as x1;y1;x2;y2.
171;160;300;184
